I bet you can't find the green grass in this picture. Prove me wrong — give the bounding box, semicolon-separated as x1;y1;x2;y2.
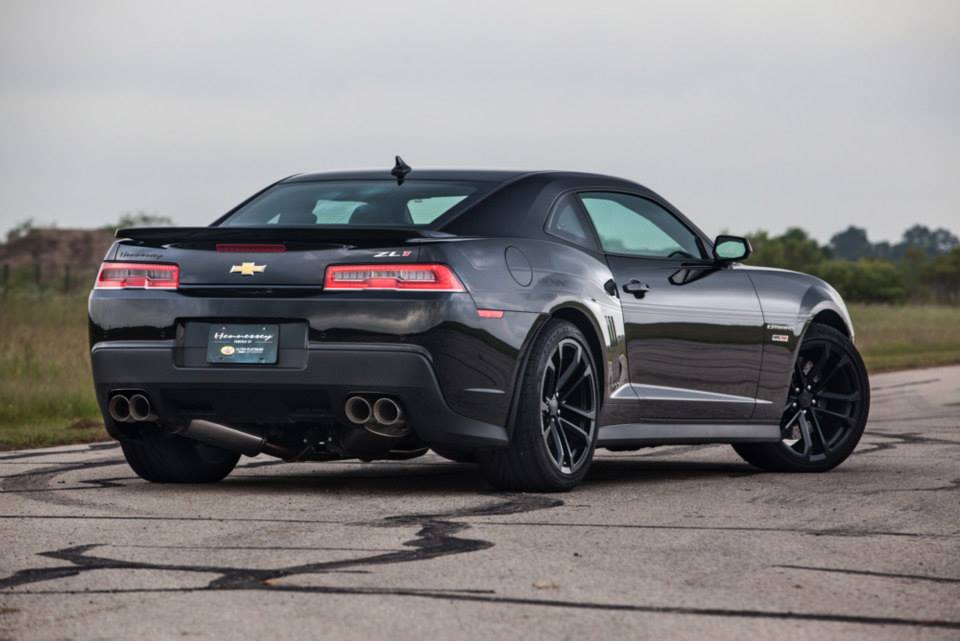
0;295;107;450
849;304;960;373
0;296;958;450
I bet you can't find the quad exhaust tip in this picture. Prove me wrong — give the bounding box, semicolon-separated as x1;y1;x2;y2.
372;397;403;427
107;394;131;423
108;392;157;423
344;396;373;425
128;394;157;422
344;395;409;438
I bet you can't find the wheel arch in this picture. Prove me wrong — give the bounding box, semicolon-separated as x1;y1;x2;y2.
503;302;609;440
809;308;851;338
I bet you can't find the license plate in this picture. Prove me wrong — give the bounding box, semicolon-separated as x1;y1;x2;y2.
207;324;279;364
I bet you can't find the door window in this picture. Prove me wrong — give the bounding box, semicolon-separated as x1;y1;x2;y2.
579;192;703;259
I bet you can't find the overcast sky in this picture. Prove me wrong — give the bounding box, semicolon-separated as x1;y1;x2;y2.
1;0;957;243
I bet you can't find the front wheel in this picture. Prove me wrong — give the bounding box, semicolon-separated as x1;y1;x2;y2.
121;432;240;483
478;319;599;492
733;324;869;472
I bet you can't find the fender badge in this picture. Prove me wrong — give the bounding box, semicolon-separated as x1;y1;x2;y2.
230;262;266;276
771;334;790;343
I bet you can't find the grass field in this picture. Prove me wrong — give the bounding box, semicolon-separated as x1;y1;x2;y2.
1;296;959;450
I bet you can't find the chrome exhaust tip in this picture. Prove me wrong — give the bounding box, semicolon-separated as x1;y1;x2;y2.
107;394;131;423
372;397;404;427
344;396;373;425
128;393;157;422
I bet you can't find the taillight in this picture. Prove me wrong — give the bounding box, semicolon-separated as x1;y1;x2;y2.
324;264;465;291
95;262;179;290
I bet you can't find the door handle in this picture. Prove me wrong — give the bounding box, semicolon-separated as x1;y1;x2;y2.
623;280;651;298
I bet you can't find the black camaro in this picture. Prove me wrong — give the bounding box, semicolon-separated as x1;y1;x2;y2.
89;160;870;491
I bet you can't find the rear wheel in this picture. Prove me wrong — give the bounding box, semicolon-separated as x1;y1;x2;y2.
733;324;869;472
121;432;240;483
478;320;598;492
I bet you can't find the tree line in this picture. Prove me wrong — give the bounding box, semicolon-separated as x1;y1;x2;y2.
1;215;958;304
745;225;960;304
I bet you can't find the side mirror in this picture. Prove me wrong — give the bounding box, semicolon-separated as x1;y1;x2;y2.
713;235;752;263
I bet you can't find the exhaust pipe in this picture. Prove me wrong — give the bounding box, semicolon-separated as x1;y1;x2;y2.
176;419;294;458
344;396;373;425
369;397;409;438
108;394;131;423
128;394;157;422
372;397;404;428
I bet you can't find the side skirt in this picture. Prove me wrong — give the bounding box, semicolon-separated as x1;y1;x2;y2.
597;422;780;448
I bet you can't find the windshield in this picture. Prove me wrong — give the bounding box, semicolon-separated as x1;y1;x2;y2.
220;180;489;228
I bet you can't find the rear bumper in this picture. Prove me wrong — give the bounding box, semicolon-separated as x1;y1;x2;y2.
91;341;509;448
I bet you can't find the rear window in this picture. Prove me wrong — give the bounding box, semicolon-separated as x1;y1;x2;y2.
220;180;488;228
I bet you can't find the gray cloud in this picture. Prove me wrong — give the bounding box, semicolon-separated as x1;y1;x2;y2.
1;0;957;242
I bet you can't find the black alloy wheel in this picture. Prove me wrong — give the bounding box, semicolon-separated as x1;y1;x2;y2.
479;319;599;491
733;324;869;472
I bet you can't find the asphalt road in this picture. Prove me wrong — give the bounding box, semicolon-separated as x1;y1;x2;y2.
1;366;959;640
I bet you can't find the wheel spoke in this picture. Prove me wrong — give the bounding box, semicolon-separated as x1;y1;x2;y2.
545;357;558;395
797;413;814;456
559;369;591;401
813;407;854;425
794;358;807;387
555;344;582;395
818;390;859;402
560;402;595;421
543;420;562;464
559;416;590;443
810;410;831;454
807;343;831;386
814;357;849;393
556;420;574;467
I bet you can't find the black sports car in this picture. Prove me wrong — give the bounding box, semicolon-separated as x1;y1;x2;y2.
89;159;870;491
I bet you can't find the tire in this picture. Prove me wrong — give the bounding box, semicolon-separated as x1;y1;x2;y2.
431;447;476;463
478;319;599;492
733;324;869;472
121;432;240;483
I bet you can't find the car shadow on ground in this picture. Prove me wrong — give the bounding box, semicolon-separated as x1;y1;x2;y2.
168;453;763;496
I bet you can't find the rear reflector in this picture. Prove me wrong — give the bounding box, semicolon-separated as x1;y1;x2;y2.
216;243;287;253
95;262;179;290
324;264;465;291
477;309;505;319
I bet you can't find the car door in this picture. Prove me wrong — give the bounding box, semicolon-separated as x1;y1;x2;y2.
577;191;765;421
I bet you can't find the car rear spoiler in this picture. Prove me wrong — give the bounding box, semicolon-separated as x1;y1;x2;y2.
115;226;454;245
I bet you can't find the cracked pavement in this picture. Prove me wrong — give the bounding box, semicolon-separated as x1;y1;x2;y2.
1;366;958;640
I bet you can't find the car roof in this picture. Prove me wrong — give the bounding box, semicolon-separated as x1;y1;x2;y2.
281;168;641;187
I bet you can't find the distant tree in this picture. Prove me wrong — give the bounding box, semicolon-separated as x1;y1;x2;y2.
830;226;873;261
924;247;960;303
817;259;906;304
110;211;174;229
890;225;959;260
746;227;830;273
5;218;35;243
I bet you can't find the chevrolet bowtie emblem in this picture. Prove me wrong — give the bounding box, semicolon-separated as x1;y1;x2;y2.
230;262;267;276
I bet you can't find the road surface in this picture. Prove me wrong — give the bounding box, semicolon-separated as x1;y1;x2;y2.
1;366;959;640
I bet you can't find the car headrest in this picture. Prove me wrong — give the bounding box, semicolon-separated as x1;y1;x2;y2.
348;203;413;226
276;210;317;225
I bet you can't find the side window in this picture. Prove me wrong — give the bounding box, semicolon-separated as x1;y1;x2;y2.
579;192;703;259
546;195;597;250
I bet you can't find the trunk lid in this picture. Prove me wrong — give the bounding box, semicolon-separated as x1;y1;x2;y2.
112;227;441;289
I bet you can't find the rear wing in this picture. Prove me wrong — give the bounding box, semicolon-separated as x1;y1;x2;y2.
115;226;454;245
